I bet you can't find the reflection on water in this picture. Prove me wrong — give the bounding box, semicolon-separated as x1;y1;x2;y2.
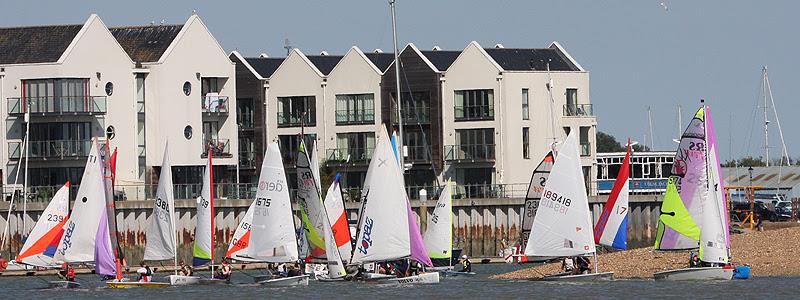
0;263;796;299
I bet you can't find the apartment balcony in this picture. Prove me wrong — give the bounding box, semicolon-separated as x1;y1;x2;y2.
277;112;315;127
7;96;106;116
563;104;594;117
8;139;96;160
393;107;430;124
239;152;257;170
454;105;494;121
326;147;374;165
238;113;255;130
444;144;495;162
201;95;230;115
201;139;232;158
406;145;432;163
581;142;592;156
336;109;374;125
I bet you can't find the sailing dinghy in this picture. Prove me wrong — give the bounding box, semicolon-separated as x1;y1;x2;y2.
653;105;735;281
192;148;227;285
249;142;309;287
15;183;70;269
523;132;613;281
317;173;351;282
508;151;555;263
423;181;471;276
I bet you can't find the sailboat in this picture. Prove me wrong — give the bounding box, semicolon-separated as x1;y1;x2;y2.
350;125;438;284
653;104;736;281
523;131;614;281
249;142;309;286
593;140;630;250
296;140;331;274
14;183;70;269
509;151;555;263
193;147;226;284
425;181;470;276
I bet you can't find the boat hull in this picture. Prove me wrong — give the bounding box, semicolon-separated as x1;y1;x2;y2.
259;275;310;287
440;270;476;277
653;267;734;281
48;281;81;289
168;275;201;285
106;281;170;289
539;272;614;281
378;272;440;284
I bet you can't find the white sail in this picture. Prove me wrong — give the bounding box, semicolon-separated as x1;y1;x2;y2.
323;175;353;262
296;140;327;259
700;146;729;264
524;132;595;257
423;181;453;261
310;141;322;194
226;200;257;262
144;144;177;261
192;155;214;266
248;142;299;262
323;217;347;278
16;183;70;267
351;126;410;264
54;140;107;263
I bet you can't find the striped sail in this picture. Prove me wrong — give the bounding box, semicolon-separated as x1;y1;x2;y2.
655;178;700;247
594;142;630;250
296;140;327;260
521;151;554;249
225;200;257;262
16;183;70;267
323;174;353;263
192;153;214;266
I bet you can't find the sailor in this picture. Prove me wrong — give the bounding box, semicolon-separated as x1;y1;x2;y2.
689;252;702;268
460;255;472;273
59;263;76;282
215;258;233;280
561;257;575;274
66;266;76;282
576;256;592;274
287;263;303;277
137;262;153;282
178;260;193;276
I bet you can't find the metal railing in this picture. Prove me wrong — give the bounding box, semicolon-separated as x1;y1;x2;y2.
239;152;257;169
444;144;496;161
454;105;494;121
563;104;594;117
335;109;374;125
238;113;255;129
580;142;591;156
202;139;231;157
277;112;315;127
201;95;229;114
406;145;431;162
8;96;107;115
8;140;95;160
326;147;374;164
399;106;431;124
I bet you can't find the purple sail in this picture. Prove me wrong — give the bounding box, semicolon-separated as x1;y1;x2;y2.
407;202;432;267
704;106;731;248
94;209;116;276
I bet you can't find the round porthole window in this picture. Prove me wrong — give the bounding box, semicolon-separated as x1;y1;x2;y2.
81;197;88;203
105;82;114;96
183;81;192;96
184;125;193;140
106;125;116;140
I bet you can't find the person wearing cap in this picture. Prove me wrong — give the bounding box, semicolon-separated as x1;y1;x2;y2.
460;255;472;273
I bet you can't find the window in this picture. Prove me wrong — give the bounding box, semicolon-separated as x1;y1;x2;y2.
336;94;374;125
106;126;115;140
404;131;431;162
105;82;113;96
237;98;255;129
391;92;431;124
566;88;577;106
522;127;530;159
183;81;192;96
455;89;494;121
278;134;316;165
277;96;315;127
334;132;375;162
184;126;193;139
522;88;529;120
447;128;495;160
22;78;89;113
579;126;590;156
27;122;92;158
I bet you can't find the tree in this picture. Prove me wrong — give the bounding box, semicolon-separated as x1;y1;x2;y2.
596;131;625;152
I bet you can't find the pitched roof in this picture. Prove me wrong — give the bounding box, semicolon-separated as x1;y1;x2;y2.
244;57;285;78
483;48;579;71
305;55;344;75
419;50;461;71
363;52;395;73
110;25;182;63
0;24;83;64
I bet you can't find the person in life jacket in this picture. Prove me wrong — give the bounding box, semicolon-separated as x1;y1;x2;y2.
215;258;233;280
460;255;472;273
137;262;152;282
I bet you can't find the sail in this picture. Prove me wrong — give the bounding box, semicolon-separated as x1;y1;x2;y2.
424;181;453;262
144;144;176;261
54;140;107;263
594;142;630;250
407;202;433;267
296;140;327;260
323;174;353;262
655;178;701;249
660;107;708;250
226;200;257;262
248;142;299;263
310;141;322;194
699;145;729;263
94;208;116;276
524;132;594;257
323;213;347;278
351;126;410;264
521;151;554;249
16;183;70;267
704;107;731;250
193;154;214;267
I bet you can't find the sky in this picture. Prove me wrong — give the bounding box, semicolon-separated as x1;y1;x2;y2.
2;1;798;161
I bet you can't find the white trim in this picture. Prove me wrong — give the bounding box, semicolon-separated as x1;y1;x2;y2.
271;48;325;79
157;15;231;66
56;14;96;64
449;41;504;72
385;43;439;73
549;41;585;72
328;46;383;76
230;50;265;80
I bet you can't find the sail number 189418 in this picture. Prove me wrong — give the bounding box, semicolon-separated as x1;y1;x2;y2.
541;189;571;215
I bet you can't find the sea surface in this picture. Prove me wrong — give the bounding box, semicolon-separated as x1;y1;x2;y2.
0;264;796;299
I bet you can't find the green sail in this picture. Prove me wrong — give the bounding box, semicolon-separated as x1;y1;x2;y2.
654;178;700;249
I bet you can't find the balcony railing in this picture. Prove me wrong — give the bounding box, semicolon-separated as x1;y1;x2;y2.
406;145;431;162
455;105;494;121
326;147;374;164
400;106;431;124
238;113;255;129
563;104;594;117
336;109;374;125
239;152;257;169
202;139;232;158
444;144;496;161
201;95;229;114
8;140;95;160
277;112;315;127
581;142;591;156
8;96;106;115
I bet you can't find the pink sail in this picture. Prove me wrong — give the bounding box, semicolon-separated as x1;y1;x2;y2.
704;106;731;248
94;210;116;276
407;202;432;267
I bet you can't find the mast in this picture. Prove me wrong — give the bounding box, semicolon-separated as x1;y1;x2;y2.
390;0;405;171
762;67;770;166
647;106;654;150
1;126;27;257
21;109;30;240
209;147;215;277
545;62;557;150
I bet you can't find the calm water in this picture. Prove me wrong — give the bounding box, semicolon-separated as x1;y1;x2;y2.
0;264;796;299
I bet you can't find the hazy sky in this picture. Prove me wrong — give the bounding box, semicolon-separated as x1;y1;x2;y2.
2;1;798;160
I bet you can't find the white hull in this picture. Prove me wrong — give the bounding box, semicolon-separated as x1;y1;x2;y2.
428;266;454;271
259;275;310;287
654;267;734;281
168;275;201;285
378;272;440;285
540;272;614;281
